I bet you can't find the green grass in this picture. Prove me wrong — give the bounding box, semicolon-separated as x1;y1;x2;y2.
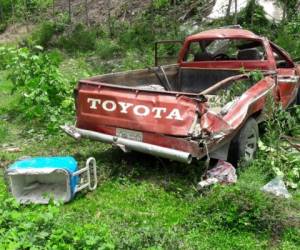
0;71;300;249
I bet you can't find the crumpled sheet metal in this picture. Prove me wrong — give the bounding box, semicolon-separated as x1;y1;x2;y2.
199;77;276;143
199;111;233;145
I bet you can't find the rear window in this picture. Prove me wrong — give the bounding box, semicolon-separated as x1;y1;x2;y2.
184;39;267;62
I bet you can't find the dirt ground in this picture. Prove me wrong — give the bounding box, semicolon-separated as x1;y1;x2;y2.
54;0;152;24
0;23;34;44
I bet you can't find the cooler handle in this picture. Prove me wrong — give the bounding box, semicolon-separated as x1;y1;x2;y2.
74;157;98;193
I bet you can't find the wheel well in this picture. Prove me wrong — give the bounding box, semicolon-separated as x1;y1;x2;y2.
250;110;264;123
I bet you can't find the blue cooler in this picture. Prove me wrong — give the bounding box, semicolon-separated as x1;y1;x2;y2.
6;157;97;204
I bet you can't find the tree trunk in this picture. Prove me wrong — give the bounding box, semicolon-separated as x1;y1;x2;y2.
226;0;232;17
24;0;29;31
85;0;89;26
250;0;254;27
11;0;15;27
52;0;55;17
68;0;71;23
282;0;287;21
106;0;112;38
234;0;237;24
0;3;3;22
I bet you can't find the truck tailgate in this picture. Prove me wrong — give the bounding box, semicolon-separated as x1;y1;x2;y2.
76;82;201;136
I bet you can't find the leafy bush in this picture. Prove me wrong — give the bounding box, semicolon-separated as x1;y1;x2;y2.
119;49;154;71
28;20;67;49
4;46;74;131
0;22;7;34
96;39;123;60
23;14;69;49
275;14;300;58
118;21;155;50
0;46;16;70
30;21;57;48
259;99;300;189
57;24;97;52
0;197;115;249
0;0;52;24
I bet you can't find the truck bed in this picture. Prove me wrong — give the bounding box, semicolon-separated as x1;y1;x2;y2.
86;65;240;94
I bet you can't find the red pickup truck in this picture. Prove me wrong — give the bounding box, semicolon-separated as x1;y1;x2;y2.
61;28;300;165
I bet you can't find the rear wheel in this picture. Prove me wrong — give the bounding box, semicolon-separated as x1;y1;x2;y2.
228;118;259;166
290;88;300;106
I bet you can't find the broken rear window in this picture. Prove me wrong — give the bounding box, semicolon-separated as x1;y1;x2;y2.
184;39;267;62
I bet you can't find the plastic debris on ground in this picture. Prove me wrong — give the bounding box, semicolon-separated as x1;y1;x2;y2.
198;160;237;189
261;176;291;198
1;144;21;152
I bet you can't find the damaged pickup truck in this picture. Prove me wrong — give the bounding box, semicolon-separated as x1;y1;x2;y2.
61;27;300;165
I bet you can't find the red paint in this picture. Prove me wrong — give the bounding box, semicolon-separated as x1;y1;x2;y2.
178;30;276;70
77;83;204;136
223;77;276;128
73;28;300;160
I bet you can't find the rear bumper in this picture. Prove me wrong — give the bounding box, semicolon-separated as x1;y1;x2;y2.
61;125;192;164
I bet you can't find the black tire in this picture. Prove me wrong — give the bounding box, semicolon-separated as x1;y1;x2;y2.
290;88;300;106
228;118;259;167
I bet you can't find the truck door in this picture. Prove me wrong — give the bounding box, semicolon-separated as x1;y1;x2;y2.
271;43;299;107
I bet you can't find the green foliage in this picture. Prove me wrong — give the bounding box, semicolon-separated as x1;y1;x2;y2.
28;18;68;48
57;24;97;52
236;0;274;36
152;0;170;10
96;39;123;60
260;98;300;189
188;184;290;234
275;14;300;58
1;3;300;248
119;49;154;71
111;3;184;52
3;46;74;131
118;21;155;50
264;97;300;142
0;195;115;249
277;0;299;21
0;0;51;26
22;14;69;49
0;46;16;70
29;21;58;48
0;22;7;33
212;77;254;107
0;111;299;249
0;122;7;143
248;70;264;82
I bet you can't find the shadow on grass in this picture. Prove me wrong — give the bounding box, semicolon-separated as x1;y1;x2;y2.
73;145;207;194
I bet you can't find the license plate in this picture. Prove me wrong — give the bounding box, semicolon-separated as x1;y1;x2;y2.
116;128;143;142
